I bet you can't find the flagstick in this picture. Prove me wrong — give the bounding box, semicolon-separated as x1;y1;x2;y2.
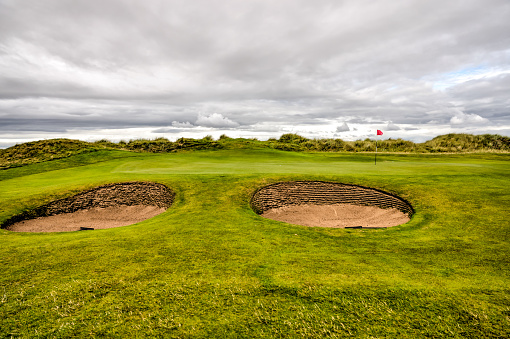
375;130;382;164
375;139;377;165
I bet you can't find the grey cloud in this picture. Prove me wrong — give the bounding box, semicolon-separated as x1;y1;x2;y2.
450;112;490;126
1;0;509;146
336;122;350;132
195;113;239;128
346;118;376;124
172;121;195;128
446;73;510;123
0;116;158;133
152;128;194;134
386;123;401;131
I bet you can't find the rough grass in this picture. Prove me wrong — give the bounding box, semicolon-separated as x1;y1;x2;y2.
2;133;509;170
0;149;509;337
0;139;104;169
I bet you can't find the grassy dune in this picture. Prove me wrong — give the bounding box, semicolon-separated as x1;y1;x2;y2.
2;133;509;170
0;149;509;337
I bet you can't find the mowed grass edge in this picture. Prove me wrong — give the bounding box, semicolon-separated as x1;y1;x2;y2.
0;149;509;338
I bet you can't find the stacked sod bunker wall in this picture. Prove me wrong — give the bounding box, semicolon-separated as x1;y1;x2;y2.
250;181;414;223
1;182;175;230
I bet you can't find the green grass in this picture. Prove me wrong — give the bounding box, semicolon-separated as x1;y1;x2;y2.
1;149;509;337
2;133;509;171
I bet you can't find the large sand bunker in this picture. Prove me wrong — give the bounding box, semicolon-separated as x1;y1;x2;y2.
251;181;414;228
2;182;175;232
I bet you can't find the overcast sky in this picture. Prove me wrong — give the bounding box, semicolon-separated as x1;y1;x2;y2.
1;0;509;147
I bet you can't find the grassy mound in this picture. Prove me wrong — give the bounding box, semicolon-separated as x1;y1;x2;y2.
422;133;510;152
269;133;510;153
2;133;509;171
0;139;103;169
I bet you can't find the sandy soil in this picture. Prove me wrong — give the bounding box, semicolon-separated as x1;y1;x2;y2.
6;205;166;232
261;203;410;228
6;203;409;232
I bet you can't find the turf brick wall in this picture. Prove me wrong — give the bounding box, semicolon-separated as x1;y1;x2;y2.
1;182;174;228
251;181;414;217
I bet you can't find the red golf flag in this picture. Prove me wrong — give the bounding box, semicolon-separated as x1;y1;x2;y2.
377;130;383;135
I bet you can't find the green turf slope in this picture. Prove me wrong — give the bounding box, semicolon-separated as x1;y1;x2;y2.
0;149;509;338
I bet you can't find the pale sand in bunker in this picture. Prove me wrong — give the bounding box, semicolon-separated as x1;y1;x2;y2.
6;205;166;232
3;182;174;232
261;203;410;228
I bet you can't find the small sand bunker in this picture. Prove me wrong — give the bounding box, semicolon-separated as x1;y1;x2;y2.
3;182;175;232
251;181;414;228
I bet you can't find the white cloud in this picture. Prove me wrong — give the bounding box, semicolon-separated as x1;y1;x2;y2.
195;113;239;128
450;112;490;125
172;121;194;128
386;122;401;131
336;122;350;132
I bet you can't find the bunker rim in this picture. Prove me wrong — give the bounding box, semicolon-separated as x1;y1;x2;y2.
2;180;414;232
251;181;414;228
2;181;175;232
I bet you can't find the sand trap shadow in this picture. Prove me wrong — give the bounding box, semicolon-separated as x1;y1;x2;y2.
251;181;414;228
2;182;175;232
